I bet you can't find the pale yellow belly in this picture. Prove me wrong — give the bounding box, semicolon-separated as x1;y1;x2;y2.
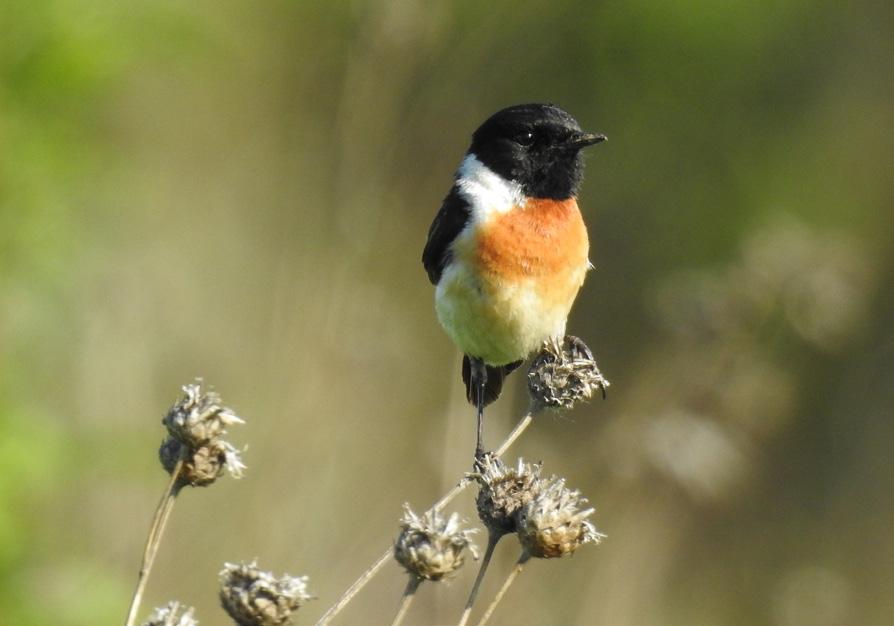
435;260;586;365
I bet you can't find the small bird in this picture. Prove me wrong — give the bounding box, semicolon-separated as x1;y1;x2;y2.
422;103;605;459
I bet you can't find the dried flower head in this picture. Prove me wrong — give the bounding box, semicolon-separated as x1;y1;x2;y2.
516;475;603;558
219;561;312;626
142;601;198;626
473;455;543;536
158;380;246;485
394;505;478;581
163;380;244;447
160;437;247;486
527;336;609;410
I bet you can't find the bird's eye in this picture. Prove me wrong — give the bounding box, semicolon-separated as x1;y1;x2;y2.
516;130;535;147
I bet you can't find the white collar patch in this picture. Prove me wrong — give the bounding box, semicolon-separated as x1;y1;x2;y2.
455;154;525;221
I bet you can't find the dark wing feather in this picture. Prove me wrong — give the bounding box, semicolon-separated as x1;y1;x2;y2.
462;356;525;407
422;185;471;285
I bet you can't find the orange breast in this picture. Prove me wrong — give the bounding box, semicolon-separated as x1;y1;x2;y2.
475;198;589;280
436;198;590;363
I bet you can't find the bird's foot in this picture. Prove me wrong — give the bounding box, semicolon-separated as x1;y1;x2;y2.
472;446;492;472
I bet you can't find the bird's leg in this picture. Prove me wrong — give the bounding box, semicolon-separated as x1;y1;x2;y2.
470;357;488;461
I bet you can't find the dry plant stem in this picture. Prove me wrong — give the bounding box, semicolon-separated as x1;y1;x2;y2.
492;412;533;458
124;459;184;626
315;412;533;626
314;545;391;626
390;577;422;626
456;532;501;626
476;552;531;626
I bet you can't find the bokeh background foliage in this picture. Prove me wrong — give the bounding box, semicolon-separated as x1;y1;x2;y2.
2;0;893;624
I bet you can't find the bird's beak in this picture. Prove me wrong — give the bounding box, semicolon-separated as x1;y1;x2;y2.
569;132;607;148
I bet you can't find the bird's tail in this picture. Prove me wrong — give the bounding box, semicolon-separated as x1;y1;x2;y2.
462;355;524;407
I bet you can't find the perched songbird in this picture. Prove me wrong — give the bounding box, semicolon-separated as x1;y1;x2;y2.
422;103;605;459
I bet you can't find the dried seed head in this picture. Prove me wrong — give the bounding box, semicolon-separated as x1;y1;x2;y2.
516;475;603;558
394;505;478;581
159;437;246;486
159;436;185;475
527;336;609;411
163;380;244;447
158;380;246;485
219;561;312;626
473;456;543;536
141;601;198;626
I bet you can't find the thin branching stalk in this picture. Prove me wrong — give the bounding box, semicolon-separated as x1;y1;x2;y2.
390;577;422;626
456;532;501;626
492;412;533;458
124;458;184;626
315;546;391;626
315;412;534;626
475;552;531;626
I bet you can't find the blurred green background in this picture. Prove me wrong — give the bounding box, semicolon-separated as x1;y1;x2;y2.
2;0;893;624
